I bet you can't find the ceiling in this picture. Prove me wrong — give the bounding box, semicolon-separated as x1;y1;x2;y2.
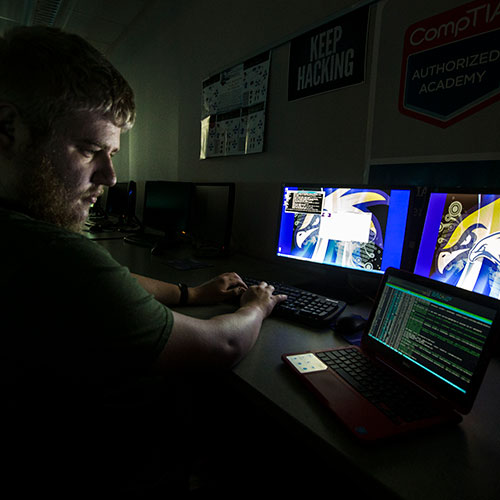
0;0;154;54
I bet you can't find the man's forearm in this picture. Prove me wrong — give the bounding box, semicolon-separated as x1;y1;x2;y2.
131;273;182;305
131;271;246;307
153;304;267;372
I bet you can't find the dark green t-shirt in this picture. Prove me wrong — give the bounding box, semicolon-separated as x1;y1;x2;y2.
0;206;173;385
0;206;178;492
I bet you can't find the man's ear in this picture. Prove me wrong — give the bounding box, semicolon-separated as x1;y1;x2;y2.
0;104;22;156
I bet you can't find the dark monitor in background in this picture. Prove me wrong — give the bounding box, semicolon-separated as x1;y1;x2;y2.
191;183;235;256
142;180;194;243
414;190;500;299
275;184;420;295
106;182;128;216
106;181;136;222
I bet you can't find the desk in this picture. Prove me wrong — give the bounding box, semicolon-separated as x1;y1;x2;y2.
99;239;500;500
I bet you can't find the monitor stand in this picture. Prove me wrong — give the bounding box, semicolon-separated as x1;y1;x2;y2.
346;272;382;303
292;268;381;304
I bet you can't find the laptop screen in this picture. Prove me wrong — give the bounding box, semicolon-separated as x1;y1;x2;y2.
365;269;498;411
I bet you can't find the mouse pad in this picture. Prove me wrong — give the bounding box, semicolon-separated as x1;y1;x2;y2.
342;331;362;346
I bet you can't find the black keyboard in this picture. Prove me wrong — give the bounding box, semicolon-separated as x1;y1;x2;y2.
316;348;440;424
243;277;346;328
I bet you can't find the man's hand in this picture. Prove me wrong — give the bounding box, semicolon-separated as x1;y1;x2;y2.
239;281;287;318
189;272;248;305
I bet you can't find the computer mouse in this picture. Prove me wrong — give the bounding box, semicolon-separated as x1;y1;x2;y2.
335;314;367;337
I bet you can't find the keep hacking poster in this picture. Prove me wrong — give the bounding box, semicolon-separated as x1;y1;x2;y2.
399;0;500;128
288;5;369;101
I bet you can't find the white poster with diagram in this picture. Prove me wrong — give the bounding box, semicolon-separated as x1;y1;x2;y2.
200;51;271;159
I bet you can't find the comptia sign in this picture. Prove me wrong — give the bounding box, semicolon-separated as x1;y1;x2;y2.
399;0;500;127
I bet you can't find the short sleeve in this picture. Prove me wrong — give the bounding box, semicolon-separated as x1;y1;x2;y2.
55;237;174;375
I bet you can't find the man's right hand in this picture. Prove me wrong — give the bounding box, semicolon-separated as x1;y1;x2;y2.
239;281;287;318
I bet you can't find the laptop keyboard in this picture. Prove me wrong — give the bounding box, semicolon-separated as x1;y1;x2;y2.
316;348;440;424
243;277;345;328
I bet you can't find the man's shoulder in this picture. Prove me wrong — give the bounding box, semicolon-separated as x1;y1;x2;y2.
0;206;112;263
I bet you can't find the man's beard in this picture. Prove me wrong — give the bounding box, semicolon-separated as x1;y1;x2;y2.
18;148;95;233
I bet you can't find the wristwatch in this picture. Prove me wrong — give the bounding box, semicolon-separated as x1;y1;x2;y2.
177;282;189;306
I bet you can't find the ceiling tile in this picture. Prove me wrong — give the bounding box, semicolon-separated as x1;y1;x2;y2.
0;0;154;53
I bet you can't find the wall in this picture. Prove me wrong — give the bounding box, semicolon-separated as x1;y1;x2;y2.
370;0;500;164
109;0;500;260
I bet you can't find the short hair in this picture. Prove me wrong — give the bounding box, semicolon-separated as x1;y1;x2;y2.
0;26;135;138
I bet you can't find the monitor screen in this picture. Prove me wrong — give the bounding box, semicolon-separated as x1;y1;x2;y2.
365;269;498;409
191;183;235;254
142;181;194;236
414;191;500;299
276;185;415;275
106;181;136;219
105;182;129;216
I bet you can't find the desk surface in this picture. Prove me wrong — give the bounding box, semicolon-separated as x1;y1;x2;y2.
99;239;500;500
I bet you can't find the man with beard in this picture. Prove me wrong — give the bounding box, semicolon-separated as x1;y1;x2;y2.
0;26;286;496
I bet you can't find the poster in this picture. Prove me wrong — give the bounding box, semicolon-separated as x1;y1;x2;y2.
287;5;369;101
399;0;500;128
200;51;271;159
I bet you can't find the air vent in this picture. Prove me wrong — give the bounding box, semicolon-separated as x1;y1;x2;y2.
31;0;63;27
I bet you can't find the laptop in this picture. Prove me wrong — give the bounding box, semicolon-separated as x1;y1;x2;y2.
282;267;500;441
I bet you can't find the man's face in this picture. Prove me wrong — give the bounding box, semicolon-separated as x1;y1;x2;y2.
20;110;121;231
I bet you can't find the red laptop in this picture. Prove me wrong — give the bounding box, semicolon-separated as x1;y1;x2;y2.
283;267;499;441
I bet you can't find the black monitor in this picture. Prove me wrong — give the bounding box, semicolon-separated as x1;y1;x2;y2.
105;181;136;222
414;189;500;299
275;184;421;285
191;183;235;256
106;182;128;216
142;180;194;241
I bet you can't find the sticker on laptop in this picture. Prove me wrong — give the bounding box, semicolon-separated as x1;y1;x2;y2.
286;353;327;373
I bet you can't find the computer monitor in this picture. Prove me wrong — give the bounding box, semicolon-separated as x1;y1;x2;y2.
191;183;235;256
414;190;500;299
276;184;418;276
106;181;136;221
142;180;194;240
106;182;128;216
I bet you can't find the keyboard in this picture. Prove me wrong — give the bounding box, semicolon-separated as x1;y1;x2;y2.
243;277;346;328
316;348;439;424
